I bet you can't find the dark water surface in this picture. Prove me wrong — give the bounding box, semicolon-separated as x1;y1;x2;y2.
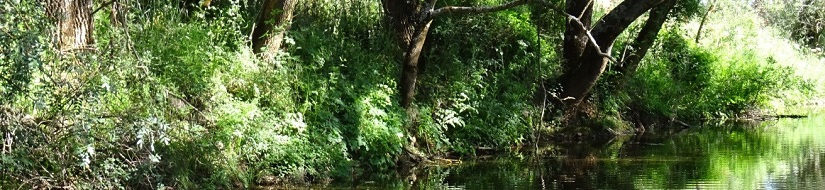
328;113;825;189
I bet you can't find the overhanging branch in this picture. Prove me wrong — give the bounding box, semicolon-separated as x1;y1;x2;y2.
566;14;618;63
430;0;531;18
533;0;618;62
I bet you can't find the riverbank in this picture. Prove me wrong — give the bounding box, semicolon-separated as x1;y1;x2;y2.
255;113;825;189
3;0;825;189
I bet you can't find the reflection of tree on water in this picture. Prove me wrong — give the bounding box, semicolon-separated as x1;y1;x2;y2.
324;114;825;189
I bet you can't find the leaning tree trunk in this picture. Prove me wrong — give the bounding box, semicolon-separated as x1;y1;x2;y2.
380;0;533;165
694;0;715;43
381;0;432;108
252;0;299;61
47;0;95;51
558;0;666;107
614;0;678;88
400;25;432;108
382;0;530;108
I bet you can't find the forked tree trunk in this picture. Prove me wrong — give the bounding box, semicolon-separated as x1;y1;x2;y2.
382;0;430;108
558;0;666;107
252;0;299;61
47;0;95;51
615;0;678;87
381;0;531;164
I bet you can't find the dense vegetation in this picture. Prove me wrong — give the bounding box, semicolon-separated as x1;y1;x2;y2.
1;0;823;189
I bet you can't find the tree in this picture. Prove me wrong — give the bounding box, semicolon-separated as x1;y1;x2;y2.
380;0;531;108
47;0;95;51
755;0;825;49
613;0;679;86
252;0;299;61
552;0;670;107
793;0;824;48
694;0;715;43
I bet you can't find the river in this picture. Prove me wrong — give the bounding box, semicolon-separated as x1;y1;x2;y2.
323;113;825;189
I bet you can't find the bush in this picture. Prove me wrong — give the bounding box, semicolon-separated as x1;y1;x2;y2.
631;31;802;120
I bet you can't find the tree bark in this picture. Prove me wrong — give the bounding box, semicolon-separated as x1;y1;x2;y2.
558;0;666;106
615;0;677;86
561;0;593;73
382;0;429;108
47;0;95;52
382;0;530;108
400;22;433;108
252;0;299;61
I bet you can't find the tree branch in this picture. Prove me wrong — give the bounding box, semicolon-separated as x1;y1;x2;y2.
427;0;438;11
430;0;531;18
695;0;716;43
92;0;117;15
532;0;617;62
590;0;666;49
567;14;618;62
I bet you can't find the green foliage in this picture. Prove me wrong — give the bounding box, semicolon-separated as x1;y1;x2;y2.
757;0;825;49
418;8;539;154
631;31;802;119
672;0;702;22
0;0;49;103
2;0;822;189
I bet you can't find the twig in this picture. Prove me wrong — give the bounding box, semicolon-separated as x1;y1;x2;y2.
92;0;118;15
579;0;594;20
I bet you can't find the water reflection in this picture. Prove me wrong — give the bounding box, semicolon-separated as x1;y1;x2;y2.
330;113;825;189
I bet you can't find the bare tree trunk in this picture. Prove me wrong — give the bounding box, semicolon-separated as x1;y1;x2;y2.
47;0;95;52
558;0;665;106
252;0;299;61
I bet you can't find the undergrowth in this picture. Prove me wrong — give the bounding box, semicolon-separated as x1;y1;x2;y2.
1;0;823;189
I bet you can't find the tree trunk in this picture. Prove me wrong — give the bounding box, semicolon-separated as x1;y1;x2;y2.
383;0;530;108
400;23;432;108
252;0;299;61
381;0;434;108
615;0;678;86
561;0;593;73
47;0;95;51
558;0;666;106
695;0;715;43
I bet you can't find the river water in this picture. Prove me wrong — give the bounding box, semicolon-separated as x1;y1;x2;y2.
328;113;825;189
